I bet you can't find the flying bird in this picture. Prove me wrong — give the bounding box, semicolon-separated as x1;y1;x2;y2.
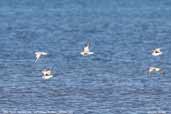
80;41;94;56
35;51;48;63
152;48;162;56
41;68;53;80
148;66;164;75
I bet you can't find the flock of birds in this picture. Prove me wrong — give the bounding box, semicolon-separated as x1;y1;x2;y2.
35;41;94;80
149;48;164;75
34;41;163;80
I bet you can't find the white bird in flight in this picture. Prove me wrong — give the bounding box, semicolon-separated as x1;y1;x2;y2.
148;66;164;75
152;48;162;56
35;51;48;63
80;41;94;56
41;68;53;80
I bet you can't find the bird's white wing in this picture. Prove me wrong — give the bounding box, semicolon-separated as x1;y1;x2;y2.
42;52;48;55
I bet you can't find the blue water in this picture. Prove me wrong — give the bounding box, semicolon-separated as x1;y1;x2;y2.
0;0;171;114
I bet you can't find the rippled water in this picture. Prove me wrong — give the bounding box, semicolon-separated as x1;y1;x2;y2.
0;0;171;114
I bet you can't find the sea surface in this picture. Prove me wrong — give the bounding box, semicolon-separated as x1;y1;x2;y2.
0;0;171;114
